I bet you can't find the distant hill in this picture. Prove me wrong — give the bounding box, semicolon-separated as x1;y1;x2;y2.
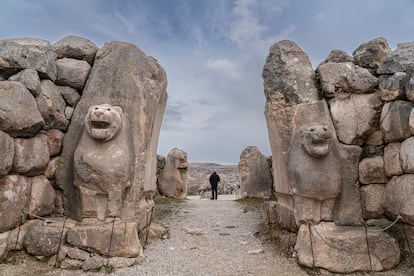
187;162;240;196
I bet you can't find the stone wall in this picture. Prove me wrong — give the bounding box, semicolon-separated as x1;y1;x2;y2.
0;36;167;270
263;37;413;272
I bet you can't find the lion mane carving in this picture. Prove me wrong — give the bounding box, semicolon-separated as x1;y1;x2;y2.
74;104;133;221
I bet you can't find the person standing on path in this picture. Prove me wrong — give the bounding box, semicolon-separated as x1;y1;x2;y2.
209;170;220;200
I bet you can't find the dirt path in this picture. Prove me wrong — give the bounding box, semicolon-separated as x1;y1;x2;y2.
115;196;306;276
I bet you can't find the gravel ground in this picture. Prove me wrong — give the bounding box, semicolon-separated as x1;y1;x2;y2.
1;196;413;276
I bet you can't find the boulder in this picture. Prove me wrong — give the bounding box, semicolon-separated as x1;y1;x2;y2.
321;49;353;64
81;255;105;271
0;38;57;80
359;156;388;184
13;133;50;176
0;81;44;137
54;35;98;65
65;106;73;120
46;129;64;157
384;174;414;225
0;131;14;177
366;130;384;146
353;37;392;71
383;142;403;177
406;74;414;102
148;223;167;239
377;41;414;74
261;201;279;225
400;137;414;173
295;222;400;272
238;146;272;198
379;73;407;101
58;85;80;107
8;68;40;96
157;147;188;199
36;80;69;131
66;221;142;257
28;175;56;217
44;156;60;180
0;175;31;232
360;184;385;219
55;58;91;90
60;258;83;269
23;221;64;257
56;41;167;221
328;93;382;145
380;100;413;143
317;62;378;97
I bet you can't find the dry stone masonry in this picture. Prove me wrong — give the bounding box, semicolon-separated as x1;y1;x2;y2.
262;37;414;273
0;35;167;270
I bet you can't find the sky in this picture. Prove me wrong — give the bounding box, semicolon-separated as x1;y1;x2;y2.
1;0;414;164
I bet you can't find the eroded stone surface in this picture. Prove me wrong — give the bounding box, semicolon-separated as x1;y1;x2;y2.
353;37;391;71
55;58;91;90
384;174;414;225
400;137;414;173
13;133;49;176
377;42;414;74
0;131;14;177
8;69;40;96
359;156;388;185
380;100;413;143
384;142;403;177
360;184;385;219
54;35;98;65
28;175;56;217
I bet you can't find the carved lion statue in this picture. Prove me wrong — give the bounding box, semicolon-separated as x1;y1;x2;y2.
301;124;332;158
74;104;133;221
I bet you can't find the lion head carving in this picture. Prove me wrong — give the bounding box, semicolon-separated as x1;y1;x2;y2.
301;124;332;158
84;104;123;142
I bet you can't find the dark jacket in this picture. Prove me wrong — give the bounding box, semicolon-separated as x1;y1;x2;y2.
209;172;220;185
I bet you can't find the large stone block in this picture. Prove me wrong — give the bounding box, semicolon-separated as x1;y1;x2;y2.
239;146;272;198
66;221;142;257
36;80;69;131
46;129;64;157
377;41;414;74
359;156;388;184
58;85;80;107
13;133;50;176
379;72;407;102
23;221;65;257
353;37;391;72
0;131;14;177
0;81;44;137
295;222;400;273
28;175;56;217
317;62;378;97
8;68;41;96
380;100;413;143
157;147;188;199
384;174;414;225
55;58;91;90
56;41;167;221
0;38;57;80
400;136;414;173
328;93;382;145
360;184;385;219
383;142;403;177
54;35;98;65
0;175;31;232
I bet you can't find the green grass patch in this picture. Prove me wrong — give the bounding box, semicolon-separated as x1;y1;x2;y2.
153;196;187;222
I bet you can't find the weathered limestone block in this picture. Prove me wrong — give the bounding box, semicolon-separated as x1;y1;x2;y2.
328;93;382;145
353;37;392;71
23;221;64;257
360;184;385;219
366;130;384;146
406;74;414;102
0;175;31;232
295;222;400;273
66;221;142;257
238;146;272;198
8;68;40;96
317;62;378;97
409;108;414;135
383;142;403;177
46;129;64;157
0;38;57;80
73;104;132;221
54;35;98;65
359;156;388;184
377;42;414;74
45;156;60;180
261;201;279;225
36;80;69;131
148;223;167;239
60;258;83;269
0;131;14;177
55;58;91;90
0;231;10;259
321;49;353;64
380;100;413;143
28;175;56;217
0;81;44;137
157;147;188;199
58;85;80;107
384;175;414;225
57;41;167;221
81;255;105;271
13;133;50;176
379;73;407;101
65;106;73;120
400;137;414;173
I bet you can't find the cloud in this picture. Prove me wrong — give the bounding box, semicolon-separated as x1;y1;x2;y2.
205;58;241;80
